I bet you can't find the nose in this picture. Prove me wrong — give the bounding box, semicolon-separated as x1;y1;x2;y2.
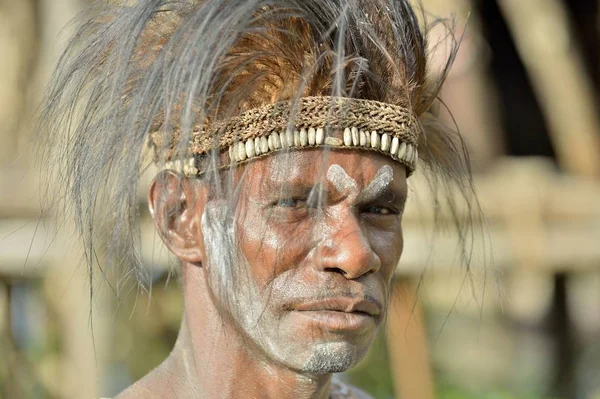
314;213;381;279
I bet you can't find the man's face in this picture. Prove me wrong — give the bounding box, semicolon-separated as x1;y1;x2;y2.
201;149;408;374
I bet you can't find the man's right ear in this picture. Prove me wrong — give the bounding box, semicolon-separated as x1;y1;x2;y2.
148;170;207;265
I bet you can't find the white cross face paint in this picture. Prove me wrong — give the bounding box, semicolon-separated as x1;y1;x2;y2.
326;164;394;202
356;165;394;203
326;164;359;197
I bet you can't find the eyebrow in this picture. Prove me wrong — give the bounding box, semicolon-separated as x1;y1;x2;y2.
260;165;406;207
359;187;407;208
261;179;318;201
356;165;394;203
326;164;359;197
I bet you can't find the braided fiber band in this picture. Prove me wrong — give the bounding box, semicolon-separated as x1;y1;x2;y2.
164;96;421;175
191;96;419;153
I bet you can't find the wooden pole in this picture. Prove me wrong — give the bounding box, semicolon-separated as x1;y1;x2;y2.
498;3;600;397
498;0;600;177
386;278;435;399
0;0;37;164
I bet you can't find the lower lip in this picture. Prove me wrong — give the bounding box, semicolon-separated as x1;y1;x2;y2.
295;310;375;331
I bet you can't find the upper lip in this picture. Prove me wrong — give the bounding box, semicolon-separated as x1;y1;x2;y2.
293;297;381;317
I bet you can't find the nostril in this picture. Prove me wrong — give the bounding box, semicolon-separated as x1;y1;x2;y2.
324;267;347;276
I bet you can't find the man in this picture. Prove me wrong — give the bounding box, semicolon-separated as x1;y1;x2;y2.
39;0;473;397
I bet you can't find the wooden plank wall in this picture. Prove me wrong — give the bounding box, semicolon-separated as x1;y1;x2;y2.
1;0;599;398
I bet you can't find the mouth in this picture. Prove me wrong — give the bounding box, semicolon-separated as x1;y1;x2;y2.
291;297;382;331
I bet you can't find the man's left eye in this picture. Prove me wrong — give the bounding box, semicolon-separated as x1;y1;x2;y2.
361;205;398;215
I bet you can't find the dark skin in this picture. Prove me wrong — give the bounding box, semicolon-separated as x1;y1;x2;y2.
116;150;407;399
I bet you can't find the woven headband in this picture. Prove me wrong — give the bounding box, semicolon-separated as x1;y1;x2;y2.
161;96;421;175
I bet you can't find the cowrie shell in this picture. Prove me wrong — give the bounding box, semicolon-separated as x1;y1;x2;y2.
390;137;399;155
351;127;360;146
343;128;352;146
245;140;255;158
381;133;390;152
315;127;324;145
325;137;343;146
370;131;380;148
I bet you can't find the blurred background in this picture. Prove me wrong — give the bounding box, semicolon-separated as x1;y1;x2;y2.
1;0;599;398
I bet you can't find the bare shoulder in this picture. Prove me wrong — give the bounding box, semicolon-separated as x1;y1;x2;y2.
112;368;174;399
330;379;374;399
112;357;198;399
349;385;374;399
112;382;156;399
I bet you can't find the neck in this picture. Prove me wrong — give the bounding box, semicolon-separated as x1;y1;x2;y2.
121;263;333;399
171;317;332;399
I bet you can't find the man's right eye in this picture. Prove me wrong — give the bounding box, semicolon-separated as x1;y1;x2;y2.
275;198;307;209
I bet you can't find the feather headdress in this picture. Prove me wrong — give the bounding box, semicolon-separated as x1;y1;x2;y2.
38;0;477;287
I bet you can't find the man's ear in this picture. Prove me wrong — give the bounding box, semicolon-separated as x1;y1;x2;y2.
148;170;207;265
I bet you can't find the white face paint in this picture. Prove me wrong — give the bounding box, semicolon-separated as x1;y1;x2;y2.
326;164;359;197
357;165;394;202
201;201;238;304
202;201;273;337
199;162;398;376
326;164;394;201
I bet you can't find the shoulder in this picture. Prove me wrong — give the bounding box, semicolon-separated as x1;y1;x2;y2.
330;379;374;399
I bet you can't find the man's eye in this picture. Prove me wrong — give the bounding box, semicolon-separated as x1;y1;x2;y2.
275;198;307;209
362;205;398;215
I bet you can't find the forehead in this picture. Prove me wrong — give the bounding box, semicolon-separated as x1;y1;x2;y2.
240;149;408;190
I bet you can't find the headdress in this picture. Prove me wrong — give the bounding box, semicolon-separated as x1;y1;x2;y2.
38;0;478;285
161;96;421;176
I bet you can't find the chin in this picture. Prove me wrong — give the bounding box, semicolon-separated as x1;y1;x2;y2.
257;321;378;375
300;341;369;374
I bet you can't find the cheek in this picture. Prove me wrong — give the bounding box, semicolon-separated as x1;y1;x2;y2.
370;227;403;277
235;208;314;288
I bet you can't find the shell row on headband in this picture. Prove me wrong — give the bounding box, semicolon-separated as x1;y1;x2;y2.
226;126;418;168
163;127;418;176
159;97;421;176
